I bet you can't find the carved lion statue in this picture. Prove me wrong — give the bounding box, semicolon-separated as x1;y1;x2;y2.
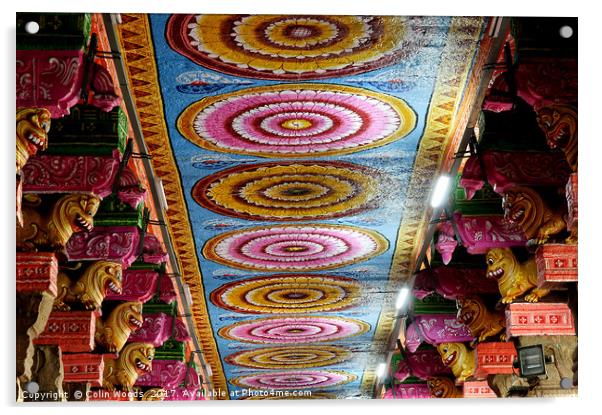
456;295;505;344
54;261;123;311
16;193;101;251
486;248;550;303
536;104;577;172
16;108;51;174
427;376;462;398
96;301;144;353
103;342;155;391
437;342;475;383
502;186;566;244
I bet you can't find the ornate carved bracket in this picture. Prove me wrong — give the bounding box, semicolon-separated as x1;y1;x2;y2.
446;213;527;256
16;50;86;118
536;244;578;290
65;225;140;267
103;269;176;305
474;342;517;378
21;152;121;199
17;252;58;296
142;234;169;264
128;313;190;347
505;302;576;338
34;310;98;352
134;359;188;390
62;353;105;387
16;49;121;118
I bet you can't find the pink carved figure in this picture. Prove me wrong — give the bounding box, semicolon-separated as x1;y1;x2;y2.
142;234;169;264
453;212;527;255
435;222;457;265
413;315;474;346
117;166;146;209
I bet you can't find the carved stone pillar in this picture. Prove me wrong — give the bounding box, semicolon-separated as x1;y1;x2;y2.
16;252;58;383
505;302;576;338
535;244;578;290
21;152;121;199
65;226;140;267
20;345;65;402
34;311;98;352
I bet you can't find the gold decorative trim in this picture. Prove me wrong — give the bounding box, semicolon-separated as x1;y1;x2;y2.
116;14;228;397
361;16;489;395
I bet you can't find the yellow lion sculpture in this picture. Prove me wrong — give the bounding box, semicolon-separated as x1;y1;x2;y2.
456;295;505;344
427;376;462;398
16;193;100;251
502;186;566;245
103;342;155;391
96;301;144;353
536;104;577;172
54;261;123;311
486;248;550;304
437;343;475;383
16;108;51;174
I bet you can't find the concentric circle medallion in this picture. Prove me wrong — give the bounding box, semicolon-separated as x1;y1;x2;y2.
177;84;416;158
225;345;352;369
202;224;388;271
210;274;361;314
218;316;370;344
193;162;381;221
167;15;429;80
230;370;357;389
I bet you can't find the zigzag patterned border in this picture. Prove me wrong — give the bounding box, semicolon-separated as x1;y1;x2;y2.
361;17;490;395
116;14;229;397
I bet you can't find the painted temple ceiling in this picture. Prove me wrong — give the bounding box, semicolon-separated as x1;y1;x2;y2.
116;14;490;399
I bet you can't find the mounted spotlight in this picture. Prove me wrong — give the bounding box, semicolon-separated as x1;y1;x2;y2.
395;287;411;311
514;344;547;377
430;174;451;208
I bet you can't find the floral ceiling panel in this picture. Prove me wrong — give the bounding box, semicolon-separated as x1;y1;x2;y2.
117;14;489;399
